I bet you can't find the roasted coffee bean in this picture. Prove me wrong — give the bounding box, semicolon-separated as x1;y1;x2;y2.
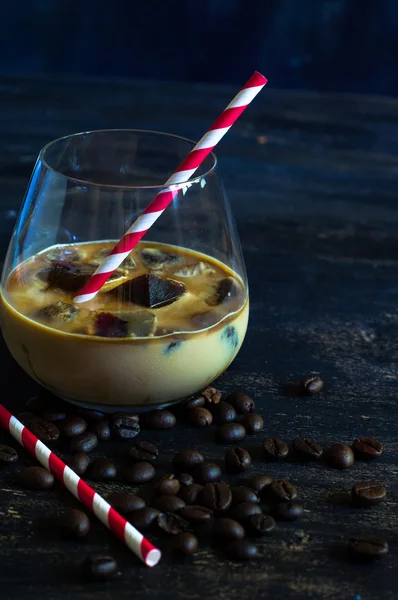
178;484;203;505
25;395;47;412
155;474;180;495
142;410;176;430
263;437;289;461
225;391;255;414
76;408;105;422
187;407;213;427
128;440;158;463
90;458;117;481
15;466;54;489
247;514;276;536
0;444;18;463
59;508;90;538
351;481;387;507
29;418;60;443
225;539;258;560
201;387;222;404
70;431;98;454
82;555;117;580
272;502;303;521
268;480;297;503
157;512;189;535
216;423;246;444
129;507;161;530
192;462;222;484
241;413;264;434
293;437;323;460
178;473;194;487
173;450;204;472
111;413;140;439
172;532;199;555
327;443;354;469
211;401;237;425
231;486;259;505
107;492;145;515
225;447;252;473
212;518;245;541
68;452;90;475
298;374;324;395
123;461;155;484
242;474;273;494
184;396;205;410
229;502;262;522
42;406;68;422
61;416;87;438
348;533;388;559
152;495;186;513
91;419;111;441
199;482;232;511
352;437;383;460
180;505;213;523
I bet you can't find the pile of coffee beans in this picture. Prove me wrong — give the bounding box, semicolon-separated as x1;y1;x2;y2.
0;376;389;581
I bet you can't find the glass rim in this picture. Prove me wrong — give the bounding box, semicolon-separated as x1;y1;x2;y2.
39;128;218;190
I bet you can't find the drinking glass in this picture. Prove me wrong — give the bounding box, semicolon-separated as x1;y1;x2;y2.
0;130;249;411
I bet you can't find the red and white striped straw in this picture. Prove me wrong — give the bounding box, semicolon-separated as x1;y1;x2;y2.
0;404;161;567
74;71;267;304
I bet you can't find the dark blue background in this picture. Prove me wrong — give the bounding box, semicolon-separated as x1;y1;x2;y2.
1;0;397;95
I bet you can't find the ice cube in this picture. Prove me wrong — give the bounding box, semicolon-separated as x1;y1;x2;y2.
43;246;82;263
206;277;240;306
36;301;80;323
92;310;157;337
45;261;94;292
121;255;136;270
190;311;221;329
173;261;215;278
92;249;136;271
97;248;111;260
116;311;157;336
16;276;48;302
44;260;128;293
116;274;186;309
140;248;182;270
93;312;129;338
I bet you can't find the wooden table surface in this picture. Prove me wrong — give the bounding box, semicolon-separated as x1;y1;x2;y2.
0;75;398;600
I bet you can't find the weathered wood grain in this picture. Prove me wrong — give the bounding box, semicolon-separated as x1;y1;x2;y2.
0;75;398;600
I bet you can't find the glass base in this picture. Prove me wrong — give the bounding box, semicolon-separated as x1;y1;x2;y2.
54;393;193;413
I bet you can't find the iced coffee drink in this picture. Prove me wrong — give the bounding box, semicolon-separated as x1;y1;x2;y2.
0;241;248;410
